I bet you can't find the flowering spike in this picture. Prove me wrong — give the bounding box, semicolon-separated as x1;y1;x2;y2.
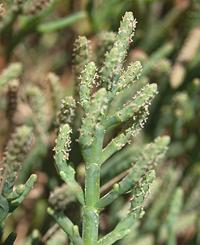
112;61;143;94
79;62;97;111
73;36;91;101
100;12;137;90
54;124;72;172
95;31;116;68
57;96;76;126
131;170;156;214
6;79;20;123
1;126;34;196
54;124;84;204
79;88;108;148
47;72;63;114
104;83;158;129
26;85;48;137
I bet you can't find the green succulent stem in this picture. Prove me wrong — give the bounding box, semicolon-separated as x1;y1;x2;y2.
82;126;104;245
97;215;138;245
82;163;100;244
10;174;37;209
38;11;87;33
48;208;83;245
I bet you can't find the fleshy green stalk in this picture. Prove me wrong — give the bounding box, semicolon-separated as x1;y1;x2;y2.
48;208;83;245
54;124;84;205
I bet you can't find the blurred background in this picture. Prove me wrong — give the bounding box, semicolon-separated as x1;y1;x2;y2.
0;0;200;244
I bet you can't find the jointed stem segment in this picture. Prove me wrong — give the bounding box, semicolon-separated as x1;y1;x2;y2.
82;127;104;244
83;163;101;244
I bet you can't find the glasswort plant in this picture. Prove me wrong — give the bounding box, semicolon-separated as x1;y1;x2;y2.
48;12;170;245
